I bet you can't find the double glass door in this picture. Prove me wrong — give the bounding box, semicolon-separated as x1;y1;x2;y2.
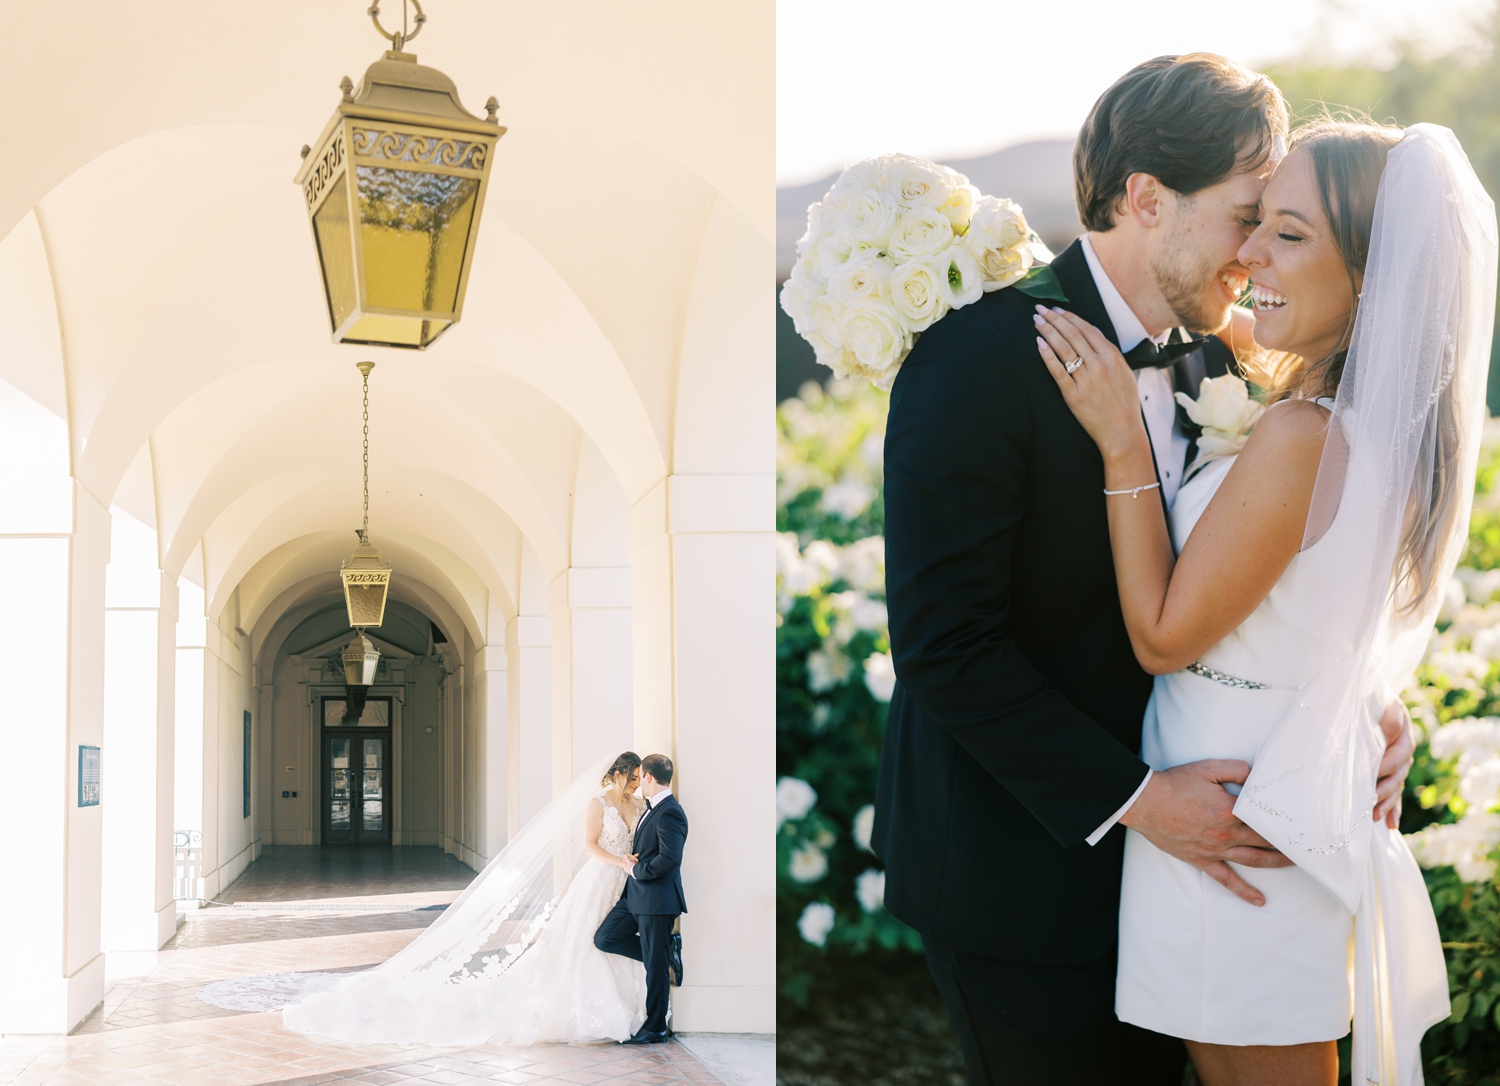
322;697;391;845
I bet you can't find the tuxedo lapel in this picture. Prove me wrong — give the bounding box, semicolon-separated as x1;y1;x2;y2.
1050;240;1119;349
1050;240;1169;517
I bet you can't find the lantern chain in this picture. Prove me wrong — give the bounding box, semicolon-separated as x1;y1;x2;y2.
362;367;370;540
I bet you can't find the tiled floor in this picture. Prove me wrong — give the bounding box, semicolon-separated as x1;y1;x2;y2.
0;847;735;1085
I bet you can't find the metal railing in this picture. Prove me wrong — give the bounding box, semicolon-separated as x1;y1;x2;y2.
173;830;203;902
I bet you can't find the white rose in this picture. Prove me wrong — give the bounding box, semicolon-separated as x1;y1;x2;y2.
807;292;844;348
852;805;875;852
855;868;886;913
820;479;875;520
795;200;831;257
937;183;979;232
789;843;829;883
797;901;836;946
825;159;882;209
807;646;853;692
963;196;1034;290
835;190;900;252
887;208;955;262
779;274;824;338
1176;375;1264;448
776;776;818;826
863;651;896;702
882;154;955;211
828;255;893;310
838;303;910;379
889;259;949;333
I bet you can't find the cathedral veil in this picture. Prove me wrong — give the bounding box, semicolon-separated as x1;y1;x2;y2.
282;753;617;1045
1231;125;1497;1084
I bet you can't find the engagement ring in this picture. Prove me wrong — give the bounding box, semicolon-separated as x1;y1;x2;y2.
1065;358;1083;374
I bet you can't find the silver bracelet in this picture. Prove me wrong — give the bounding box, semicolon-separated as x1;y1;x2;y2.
1103;482;1161;498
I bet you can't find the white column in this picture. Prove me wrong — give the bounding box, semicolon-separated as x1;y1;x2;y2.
561;568;634;774
101;508;178;951
174;577;206;901
474;642;508;862
507;543;553;832
0;470;110;1030
629;475;775;1033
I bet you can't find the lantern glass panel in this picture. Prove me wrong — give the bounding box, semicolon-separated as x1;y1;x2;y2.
357;165;479;315
344;580;388;627
313;183;358;329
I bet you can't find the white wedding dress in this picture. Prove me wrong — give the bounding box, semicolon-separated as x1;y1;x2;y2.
1116;439;1356;1045
281;771;648;1046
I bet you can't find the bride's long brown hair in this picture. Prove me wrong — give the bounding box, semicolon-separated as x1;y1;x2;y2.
1260;113;1465;616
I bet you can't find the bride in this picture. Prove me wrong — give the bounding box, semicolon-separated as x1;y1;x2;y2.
282;751;649;1045
1035;121;1495;1085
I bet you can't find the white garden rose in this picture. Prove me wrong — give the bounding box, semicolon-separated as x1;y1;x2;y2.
887;208;956;262
1176;375;1265;471
883;153;955;211
838;303;910;383
855;868;886;912
828;255;893;310
1407;811;1500;882
789;843;829;883
937;182;979;232
964;195;1034;290
797;901;836;946
863;651;896;702
889;259;949;332
835;190;900;251
778;275;825;338
825;158;882;210
852;804;875;852
776;776;819;826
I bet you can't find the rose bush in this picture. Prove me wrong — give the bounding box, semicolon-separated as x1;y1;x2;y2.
776;374;1500;1082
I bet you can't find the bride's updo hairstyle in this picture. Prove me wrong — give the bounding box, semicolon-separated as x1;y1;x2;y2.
601;751;642;790
1272;114;1466;616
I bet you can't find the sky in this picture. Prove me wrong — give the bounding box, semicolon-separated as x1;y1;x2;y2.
776;0;1494;185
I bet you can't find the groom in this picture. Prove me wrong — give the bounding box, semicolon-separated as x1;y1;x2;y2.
873;54;1416;1084
594;753;687;1044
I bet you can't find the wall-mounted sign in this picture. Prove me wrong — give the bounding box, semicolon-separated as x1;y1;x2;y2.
78;746;101;807
244;711;252;819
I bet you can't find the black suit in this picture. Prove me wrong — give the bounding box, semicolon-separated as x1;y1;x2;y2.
873;240;1232;1084
594;792;687;1033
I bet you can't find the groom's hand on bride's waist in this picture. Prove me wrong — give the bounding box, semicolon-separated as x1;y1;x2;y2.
1119;760;1292;908
1375;697;1415;830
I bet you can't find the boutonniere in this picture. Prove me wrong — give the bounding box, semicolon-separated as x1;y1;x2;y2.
1174;375;1264;480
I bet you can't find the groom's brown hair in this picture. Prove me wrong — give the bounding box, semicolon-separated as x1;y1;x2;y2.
1075;54;1288;232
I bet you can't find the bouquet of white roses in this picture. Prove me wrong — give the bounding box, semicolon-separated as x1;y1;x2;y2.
779;153;1056;390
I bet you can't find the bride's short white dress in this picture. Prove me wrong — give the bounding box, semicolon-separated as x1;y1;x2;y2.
1115;445;1355;1047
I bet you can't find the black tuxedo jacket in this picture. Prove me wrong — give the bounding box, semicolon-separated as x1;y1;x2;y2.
625;793;688;916
872;239;1233;965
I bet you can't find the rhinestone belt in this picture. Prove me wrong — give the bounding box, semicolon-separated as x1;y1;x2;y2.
1185;661;1268;690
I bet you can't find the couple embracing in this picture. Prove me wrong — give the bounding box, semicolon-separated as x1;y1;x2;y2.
282;751;686;1047
874;55;1497;1085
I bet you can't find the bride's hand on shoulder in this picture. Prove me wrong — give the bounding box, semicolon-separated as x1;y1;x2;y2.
1034;306;1145;461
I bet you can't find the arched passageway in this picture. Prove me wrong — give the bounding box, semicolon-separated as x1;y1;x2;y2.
0;0;773;1046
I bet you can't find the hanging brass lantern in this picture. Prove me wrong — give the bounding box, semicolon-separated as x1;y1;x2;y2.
294;0;504;349
342;630;381;686
341;361;392;628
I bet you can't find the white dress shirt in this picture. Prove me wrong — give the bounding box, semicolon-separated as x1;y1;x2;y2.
1077;234;1187;845
627;788;673;878
1079;235;1190;508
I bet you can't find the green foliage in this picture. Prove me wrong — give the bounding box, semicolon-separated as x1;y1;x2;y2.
777;378;923;1005
1012;263;1070;305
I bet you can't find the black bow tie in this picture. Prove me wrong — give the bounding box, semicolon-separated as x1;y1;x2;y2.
1122;329;1207;369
